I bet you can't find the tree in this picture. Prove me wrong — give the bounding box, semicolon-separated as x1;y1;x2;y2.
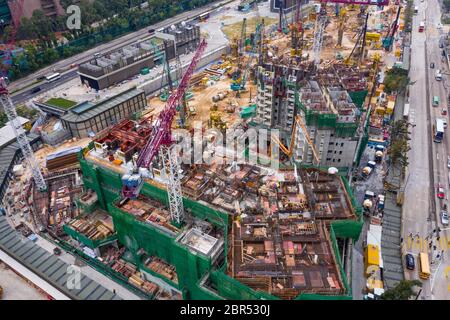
444;0;450;12
388;120;411;170
384;67;410;94
381;280;422;300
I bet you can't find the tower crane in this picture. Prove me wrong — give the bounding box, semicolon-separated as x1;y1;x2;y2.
278;0;289;34
382;5;401;51
290;0;304;59
121;39;207;225
0;78;47;191
239;18;247;55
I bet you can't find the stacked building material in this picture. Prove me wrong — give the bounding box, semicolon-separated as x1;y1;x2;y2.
46;147;82;171
69;218;113;241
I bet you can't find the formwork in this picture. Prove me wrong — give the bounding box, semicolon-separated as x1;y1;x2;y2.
295;94;359;138
77;149;361;300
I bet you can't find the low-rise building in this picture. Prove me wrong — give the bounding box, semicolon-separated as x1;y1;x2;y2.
60;88;147;138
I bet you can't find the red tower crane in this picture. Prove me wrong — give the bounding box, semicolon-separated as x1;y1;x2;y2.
121;38;207;225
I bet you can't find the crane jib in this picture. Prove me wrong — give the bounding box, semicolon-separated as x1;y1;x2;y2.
136;39;208;169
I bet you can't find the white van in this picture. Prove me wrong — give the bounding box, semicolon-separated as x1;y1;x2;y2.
436;69;443;81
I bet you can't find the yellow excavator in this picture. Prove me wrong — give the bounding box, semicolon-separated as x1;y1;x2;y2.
272;115;320;165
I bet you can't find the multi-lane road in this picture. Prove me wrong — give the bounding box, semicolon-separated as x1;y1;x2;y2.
403;0;449;299
9;0;237;105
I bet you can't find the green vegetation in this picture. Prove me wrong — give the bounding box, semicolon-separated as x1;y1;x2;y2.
381;280;422;300
0;112;8;127
388;120;411;174
16;105;39;119
444;0;450;12
403;0;414;33
3;0;220;81
46;97;78;109
384;67;410;94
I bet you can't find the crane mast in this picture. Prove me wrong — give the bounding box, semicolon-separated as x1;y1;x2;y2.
0;78;47;191
121;39;207;225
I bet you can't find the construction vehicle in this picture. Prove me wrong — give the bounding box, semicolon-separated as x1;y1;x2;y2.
210;112;227;130
382;5;401;51
272;115;320;165
121;39;207;225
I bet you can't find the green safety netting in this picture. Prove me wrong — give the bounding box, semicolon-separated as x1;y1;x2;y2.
63;223;118;249
76;150;362;300
349;90;369;110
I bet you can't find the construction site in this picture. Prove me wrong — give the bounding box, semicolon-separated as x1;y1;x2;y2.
0;0;409;300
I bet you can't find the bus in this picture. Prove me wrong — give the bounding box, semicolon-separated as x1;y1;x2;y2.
419;22;425;32
45;73;61;83
418;252;430;280
199;12;210;22
434;118;445;143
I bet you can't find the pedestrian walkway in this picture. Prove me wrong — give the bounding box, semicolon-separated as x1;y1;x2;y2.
404;235;450;252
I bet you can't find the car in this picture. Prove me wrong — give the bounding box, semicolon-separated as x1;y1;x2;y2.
447;156;450;168
437;185;445;199
405;254;415;270
440;43;444;48
30;86;41;94
53;247;62;256
430;62;435;68
442;108;447;116
441;211;449;225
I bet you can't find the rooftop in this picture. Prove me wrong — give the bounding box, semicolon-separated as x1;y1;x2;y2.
0;116;30;148
61;88;145;124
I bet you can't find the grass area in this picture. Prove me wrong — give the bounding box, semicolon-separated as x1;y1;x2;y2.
151;37;164;45
221;16;278;40
46;97;78;110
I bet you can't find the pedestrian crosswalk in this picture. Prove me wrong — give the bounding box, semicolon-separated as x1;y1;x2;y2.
405;235;450;252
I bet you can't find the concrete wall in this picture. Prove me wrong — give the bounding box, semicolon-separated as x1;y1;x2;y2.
138;45;230;96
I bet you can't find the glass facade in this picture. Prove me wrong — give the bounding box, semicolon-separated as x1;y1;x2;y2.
62;92;146;138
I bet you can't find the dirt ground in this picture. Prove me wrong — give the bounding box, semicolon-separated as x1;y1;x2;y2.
147;65;258;130
0;262;47;300
222;16;278;40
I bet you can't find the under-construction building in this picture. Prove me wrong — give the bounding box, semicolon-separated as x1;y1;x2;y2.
293;80;360;167
47;124;363;299
253;62;367;168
